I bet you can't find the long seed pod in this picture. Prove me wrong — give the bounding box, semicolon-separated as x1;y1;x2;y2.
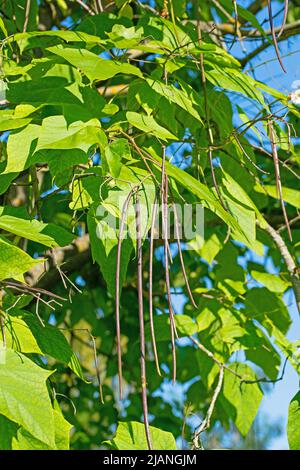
149;193;162;376
268;120;292;241
278;0;289;37
162;173;177;383
172;201;198;309
161;146;172;261
23;0;31;32
228;0;238;51
196;18;228;211
135;192;153;451
267;0;286;73
116;188;135;399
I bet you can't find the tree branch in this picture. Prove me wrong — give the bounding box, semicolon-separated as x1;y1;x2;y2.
240;20;300;66
25;234;91;290
191;366;224;450
258;221;300;315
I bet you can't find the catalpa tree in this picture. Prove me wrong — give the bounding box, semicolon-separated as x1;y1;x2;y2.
0;0;299;451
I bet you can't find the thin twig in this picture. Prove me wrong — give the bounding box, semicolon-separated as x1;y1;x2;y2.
91;335;104;404
278;215;300;233
97;0;103;12
241;357;289;385
191;366;224;450
2;281;66;301
120;131;160;187
234;134;269;175
189;335;241;379
172;201;197;308
35;294;45;327
75;0;95;15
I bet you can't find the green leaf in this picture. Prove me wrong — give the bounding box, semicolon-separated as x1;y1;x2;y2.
245;329;281;381
245;287;291;334
103;139;128;178
0;349;55;447
0;162;18;195
146;79;203;123
107;421;177;450
13;29;102;50
69;167;103;210
0;415;18;450
218;308;245;346
236;4;270;39
47;45;142;82
0;236;43;282
36;116;103;153
6;312;86;381
220;363;263;436
287;391;300;450
0;206;73;247
254;183;300;209
4;124;40;174
145;314;198;341
0;16;8;37
7;76;83;107
151;153;241;233
87;165;156;294
87;202;134;299
221;170;265;249
13;409;72;450
0;109;32;131
139;16;190;52
47;149;89;184
251;270;290;294
268;323;300;374
2;0;37;33
175;315;198;336
52;407;72;450
126;111;177;141
190;232;223;264
205;66;265;105
106;24;144;49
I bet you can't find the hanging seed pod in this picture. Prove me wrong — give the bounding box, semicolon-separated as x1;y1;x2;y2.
115;188;135;399
161;148;177;383
267;0;286;72
278;0;289;37
135;191;153;450
268;120;292;241
149;193;162;376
